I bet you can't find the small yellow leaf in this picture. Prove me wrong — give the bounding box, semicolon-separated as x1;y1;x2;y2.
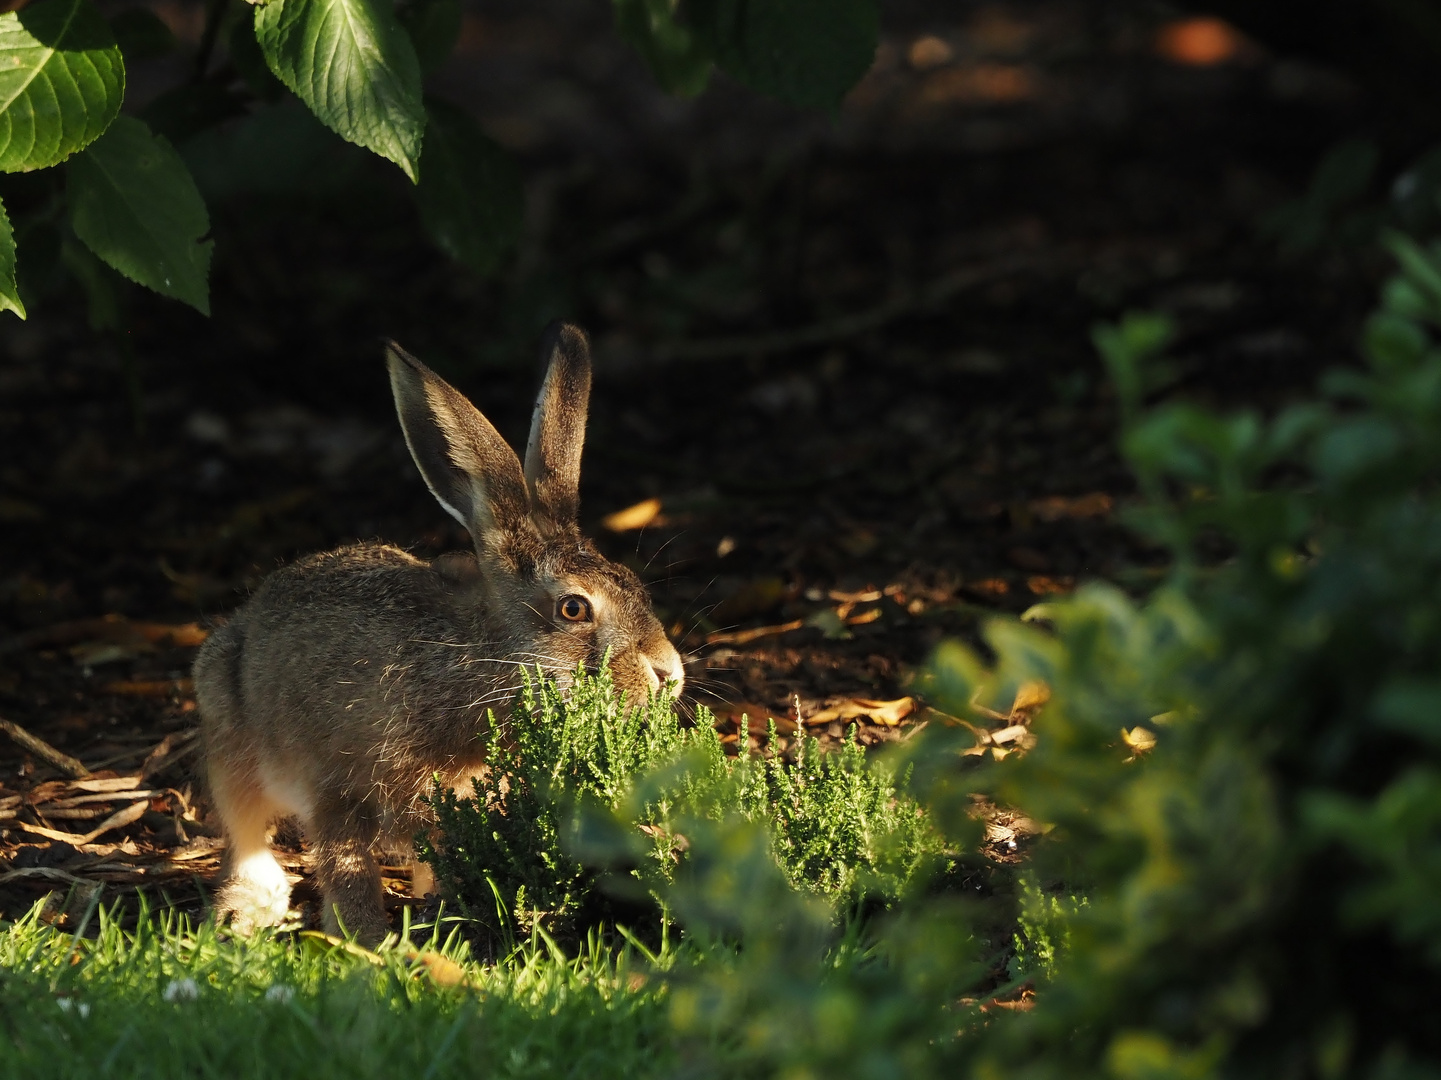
1010;680;1051;716
410;950;468;987
602;498;662;532
1121;726;1157;753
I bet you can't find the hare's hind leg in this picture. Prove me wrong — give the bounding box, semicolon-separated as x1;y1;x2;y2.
196;621;292;931
211;764;293;933
309;798;389;945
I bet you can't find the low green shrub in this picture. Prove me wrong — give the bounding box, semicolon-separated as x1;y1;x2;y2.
604;233;1441;1078
419;670;945;944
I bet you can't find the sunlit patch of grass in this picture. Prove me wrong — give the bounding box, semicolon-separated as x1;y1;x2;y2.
0;896;687;1079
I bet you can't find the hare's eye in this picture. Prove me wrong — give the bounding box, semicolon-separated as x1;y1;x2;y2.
556;595;592;623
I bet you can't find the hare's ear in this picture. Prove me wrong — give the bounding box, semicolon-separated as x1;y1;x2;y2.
523;321;592;530
386;342;530;541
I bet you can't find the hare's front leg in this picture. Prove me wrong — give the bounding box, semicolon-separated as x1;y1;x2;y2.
309;799;389;944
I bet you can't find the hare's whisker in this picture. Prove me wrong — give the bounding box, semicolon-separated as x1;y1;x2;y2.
642;530;685;574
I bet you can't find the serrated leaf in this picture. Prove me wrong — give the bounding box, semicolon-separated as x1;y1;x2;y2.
0;195;24;318
255;0;424;182
687;0;877;110
413;98;521;274
614;0;711;97
66;115;212;315
0;0;124;172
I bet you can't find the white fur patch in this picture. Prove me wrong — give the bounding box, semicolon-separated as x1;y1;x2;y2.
223;850;293;931
257;765;315;821
235;849;290;894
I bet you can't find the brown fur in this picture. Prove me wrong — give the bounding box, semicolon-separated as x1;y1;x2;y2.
194;324;683;944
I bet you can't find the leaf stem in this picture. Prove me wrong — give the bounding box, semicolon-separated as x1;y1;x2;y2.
191;0;228;81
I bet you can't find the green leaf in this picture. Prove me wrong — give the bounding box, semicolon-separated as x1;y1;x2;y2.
1392;145;1441;235
413;98;521;274
0;0;124;172
686;0;877;110
1373;680;1441;748
0;195;24;318
613;0;712;97
66;115;212;315
255;0;425;182
1092;311;1174;416
397;0;461;77
1311;415;1402;482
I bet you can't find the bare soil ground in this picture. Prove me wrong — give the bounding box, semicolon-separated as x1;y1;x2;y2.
0;0;1384;926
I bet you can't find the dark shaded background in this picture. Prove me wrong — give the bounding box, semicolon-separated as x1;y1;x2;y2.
0;0;1428;917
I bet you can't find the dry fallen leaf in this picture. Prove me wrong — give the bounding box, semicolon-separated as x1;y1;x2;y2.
990;724;1033;747
1010;680;1051;718
1154;16;1248;67
965;578;1010;598
828;587;882;604
1029;492;1113;522
918;63;1039;107
100;678;195;697
1026;575;1072;596
804;696;916;728
602;497;663;532
1122;726;1157;757
409;950;468;988
69;776;144;794
706;619;804;646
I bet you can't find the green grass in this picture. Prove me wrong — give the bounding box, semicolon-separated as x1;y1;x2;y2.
0;898;686;1079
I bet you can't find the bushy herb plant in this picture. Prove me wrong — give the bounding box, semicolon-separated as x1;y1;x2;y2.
419;668;944;943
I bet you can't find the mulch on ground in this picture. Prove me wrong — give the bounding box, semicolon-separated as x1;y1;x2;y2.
0;0;1384;926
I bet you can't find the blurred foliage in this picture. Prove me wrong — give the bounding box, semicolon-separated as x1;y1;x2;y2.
1267;136;1441;255
0;0;878;323
1009;871;1085;983
419;667;944;947
569;236;1441;1077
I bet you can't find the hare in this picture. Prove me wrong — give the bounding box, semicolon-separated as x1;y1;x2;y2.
194;323;684;944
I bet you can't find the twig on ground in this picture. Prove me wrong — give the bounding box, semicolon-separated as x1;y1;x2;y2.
0;866;102;891
705;619;805;646
0;716;91;778
13;820;140;855
648;250;1064;363
141;729;201;781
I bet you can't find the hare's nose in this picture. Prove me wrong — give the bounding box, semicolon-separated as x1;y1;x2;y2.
648;650;685;695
